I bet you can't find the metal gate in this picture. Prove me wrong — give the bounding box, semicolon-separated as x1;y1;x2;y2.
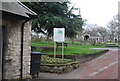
0;27;3;81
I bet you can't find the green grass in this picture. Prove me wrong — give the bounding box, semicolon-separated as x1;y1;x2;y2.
34;46;104;55
32;42;120;48
31;41;119;55
107;42;120;45
65;40;80;44
32;42;54;46
32;42;102;55
68;44;120;48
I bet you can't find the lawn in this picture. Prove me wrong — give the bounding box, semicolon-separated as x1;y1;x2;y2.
31;42;120;49
31;40;120;56
107;42;120;45
32;42;53;46
31;41;111;66
31;42;109;55
40;47;102;55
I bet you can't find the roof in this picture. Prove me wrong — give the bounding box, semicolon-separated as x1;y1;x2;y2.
84;31;102;37
0;0;37;18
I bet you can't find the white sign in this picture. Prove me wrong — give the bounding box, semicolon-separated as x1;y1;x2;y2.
54;28;65;42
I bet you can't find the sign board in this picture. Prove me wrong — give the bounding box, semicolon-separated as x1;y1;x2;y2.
54;28;65;42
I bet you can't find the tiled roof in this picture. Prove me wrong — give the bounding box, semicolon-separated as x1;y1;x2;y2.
0;0;37;18
88;32;102;37
84;31;102;37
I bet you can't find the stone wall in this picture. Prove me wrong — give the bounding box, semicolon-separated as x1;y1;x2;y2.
23;21;32;78
40;61;79;74
0;26;3;81
2;18;32;79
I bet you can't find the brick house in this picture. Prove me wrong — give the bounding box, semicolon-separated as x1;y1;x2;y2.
0;1;37;80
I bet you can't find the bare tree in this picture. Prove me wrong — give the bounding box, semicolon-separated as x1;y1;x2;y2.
95;26;108;41
107;14;120;42
83;24;108;42
83;24;98;31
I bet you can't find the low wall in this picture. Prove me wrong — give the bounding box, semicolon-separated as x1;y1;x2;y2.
48;49;109;61
40;61;79;74
75;49;109;63
48;54;76;60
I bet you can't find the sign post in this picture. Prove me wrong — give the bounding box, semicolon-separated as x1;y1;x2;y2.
62;42;64;59
53;28;65;59
54;42;56;58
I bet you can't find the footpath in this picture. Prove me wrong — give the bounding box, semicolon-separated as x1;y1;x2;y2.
35;48;119;79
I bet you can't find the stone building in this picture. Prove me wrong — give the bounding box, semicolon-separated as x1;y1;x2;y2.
0;1;37;80
80;31;102;43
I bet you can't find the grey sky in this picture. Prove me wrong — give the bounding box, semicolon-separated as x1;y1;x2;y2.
70;0;119;27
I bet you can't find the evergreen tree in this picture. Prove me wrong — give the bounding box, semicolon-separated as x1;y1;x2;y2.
23;1;84;39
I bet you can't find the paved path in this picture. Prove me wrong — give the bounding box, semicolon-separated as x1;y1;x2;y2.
36;48;119;79
79;48;118;79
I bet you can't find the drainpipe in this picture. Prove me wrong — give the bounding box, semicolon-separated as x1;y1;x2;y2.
20;19;29;80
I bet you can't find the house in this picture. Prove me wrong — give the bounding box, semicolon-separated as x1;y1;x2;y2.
81;31;102;43
0;0;37;80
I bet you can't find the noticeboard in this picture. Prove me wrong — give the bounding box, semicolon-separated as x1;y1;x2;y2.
54;28;65;42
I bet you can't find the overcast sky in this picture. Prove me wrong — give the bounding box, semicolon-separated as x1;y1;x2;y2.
70;0;119;27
